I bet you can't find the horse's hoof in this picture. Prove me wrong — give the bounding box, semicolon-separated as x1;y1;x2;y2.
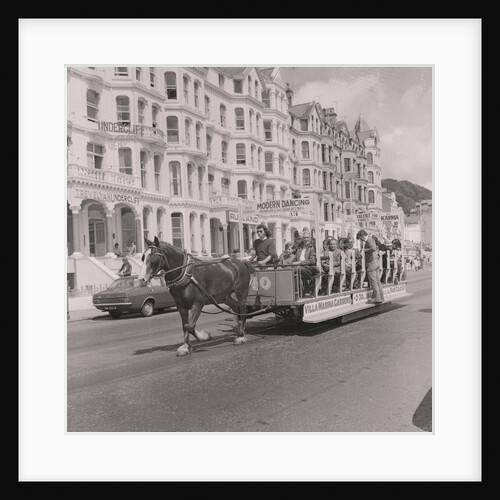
176;345;192;356
234;336;248;346
195;329;211;341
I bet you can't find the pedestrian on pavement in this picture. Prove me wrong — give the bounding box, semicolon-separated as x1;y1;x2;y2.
128;241;137;255
118;257;132;277
356;229;385;304
113;243;122;257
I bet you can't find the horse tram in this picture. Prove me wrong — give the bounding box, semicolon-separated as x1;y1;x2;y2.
245;247;410;325
139;235;411;356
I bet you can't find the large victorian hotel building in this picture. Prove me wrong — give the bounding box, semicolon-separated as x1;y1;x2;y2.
67;66;386;289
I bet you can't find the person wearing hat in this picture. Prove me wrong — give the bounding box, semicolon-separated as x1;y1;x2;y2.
356;229;385;303
292;229;320;296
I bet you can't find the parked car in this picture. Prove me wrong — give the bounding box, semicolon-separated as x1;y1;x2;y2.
92;275;176;318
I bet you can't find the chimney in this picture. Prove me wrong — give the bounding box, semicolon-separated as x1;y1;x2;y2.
285;82;294;105
323;107;337;123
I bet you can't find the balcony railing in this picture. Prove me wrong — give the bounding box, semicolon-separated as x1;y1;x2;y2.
210;194;257;212
67;165;142;188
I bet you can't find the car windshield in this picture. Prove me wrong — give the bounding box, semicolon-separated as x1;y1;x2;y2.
108;277;144;289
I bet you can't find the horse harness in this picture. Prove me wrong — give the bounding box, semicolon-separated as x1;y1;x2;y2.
146;245;266;317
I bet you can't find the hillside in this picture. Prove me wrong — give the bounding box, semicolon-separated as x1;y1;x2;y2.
381;179;432;215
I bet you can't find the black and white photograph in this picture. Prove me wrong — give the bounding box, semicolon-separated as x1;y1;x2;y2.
65;64;433;433
20;19;481;482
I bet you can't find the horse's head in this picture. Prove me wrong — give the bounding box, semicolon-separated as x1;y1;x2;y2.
138;236;166;283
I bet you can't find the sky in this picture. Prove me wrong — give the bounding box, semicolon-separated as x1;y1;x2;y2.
279;66;433;190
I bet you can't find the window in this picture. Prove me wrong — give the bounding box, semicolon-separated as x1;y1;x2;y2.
293;167;298;184
266;186;275;201
345;182;351;198
368;171;374;183
262;90;270;108
114;67;128;76
264;121;272;142
234;79;243;94
367;152;373;165
204;96;210;118
196;124;201;149
221;141;228;163
87;143;104;169
344;158;351;172
300;119;308;131
185;119;191;146
324;203;329;221
194;81;200;107
171;213;184;249
152;106;159;133
135;67;141;81
368;190;375;204
183;76;189;102
237;180;247;199
206;134;212;157
265;152;273;173
154;156;161;191
236;143;246;165
138;99;145;124
279;156;284;176
116;96;130;125
149;68;156;88
249;110;254;133
118;148;132;175
303;169;311;186
165;72;177;99
166;116;179;142
220;105;226;127
255;81;259;100
198;167;204;200
218;73;225;88
357;164;362;178
140;151;147;188
170;161;182;196
221;177;230;194
235;108;245;130
292;139;296;156
301;141;310;159
187;164;194;197
86;90;99;122
323;172;327;190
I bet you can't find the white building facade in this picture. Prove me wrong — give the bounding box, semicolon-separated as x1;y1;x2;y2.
67;66;389;289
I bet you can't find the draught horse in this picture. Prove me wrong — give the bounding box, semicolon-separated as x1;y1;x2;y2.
138;237;255;356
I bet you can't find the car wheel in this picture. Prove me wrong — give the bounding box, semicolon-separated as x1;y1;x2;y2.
109;311;122;319
141;300;155;317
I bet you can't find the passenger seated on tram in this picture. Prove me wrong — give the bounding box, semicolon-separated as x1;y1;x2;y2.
346;236;362;288
278;242;296;266
331;238;350;293
291;229;320;297
320;238;337;294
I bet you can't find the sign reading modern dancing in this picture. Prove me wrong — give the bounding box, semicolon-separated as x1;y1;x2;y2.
257;197;312;217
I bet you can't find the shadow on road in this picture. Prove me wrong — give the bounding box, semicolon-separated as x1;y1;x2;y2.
132;333;238;355
412;388;432;432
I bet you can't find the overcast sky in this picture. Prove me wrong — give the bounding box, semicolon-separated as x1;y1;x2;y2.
279;66;433;190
